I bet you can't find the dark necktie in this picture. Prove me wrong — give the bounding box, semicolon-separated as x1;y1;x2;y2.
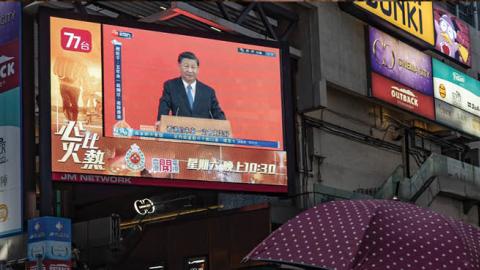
186;84;194;109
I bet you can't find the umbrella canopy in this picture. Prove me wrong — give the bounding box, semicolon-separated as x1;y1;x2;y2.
244;199;480;270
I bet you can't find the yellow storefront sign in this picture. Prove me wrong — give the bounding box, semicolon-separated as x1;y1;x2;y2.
354;1;434;45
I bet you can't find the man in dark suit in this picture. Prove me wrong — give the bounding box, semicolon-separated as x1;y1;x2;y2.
157;51;226;121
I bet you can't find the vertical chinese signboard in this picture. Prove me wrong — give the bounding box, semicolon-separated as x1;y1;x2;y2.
0;2;22;237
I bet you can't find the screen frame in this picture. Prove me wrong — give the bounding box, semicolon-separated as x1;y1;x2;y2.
38;8;295;194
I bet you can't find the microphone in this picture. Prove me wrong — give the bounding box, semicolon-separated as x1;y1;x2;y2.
209;110;214;119
176;107;180;116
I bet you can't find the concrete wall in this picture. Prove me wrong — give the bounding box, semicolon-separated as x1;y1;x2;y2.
315;130;401;190
297;4;404;193
290;3;400;194
306;87;403;191
466;24;480;79
430;195;479;225
294;3;368;112
316;3;368;96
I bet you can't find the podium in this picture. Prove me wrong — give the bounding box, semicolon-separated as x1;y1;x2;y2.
112;116;278;148
159;115;233;138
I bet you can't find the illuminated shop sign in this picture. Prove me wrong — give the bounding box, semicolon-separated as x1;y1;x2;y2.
369;27;433;96
433;58;480;117
134;198;155;215
371;72;435;120
355;1;434;45
435;99;480;138
434;4;471;67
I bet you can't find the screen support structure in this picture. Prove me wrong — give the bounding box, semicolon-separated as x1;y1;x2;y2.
39;10;53;216
38;8;293;196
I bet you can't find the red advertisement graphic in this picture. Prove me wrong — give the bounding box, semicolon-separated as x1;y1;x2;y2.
50;121;287;192
61;27;92;53
371;72;435;120
0;39;19;93
26;260;71;270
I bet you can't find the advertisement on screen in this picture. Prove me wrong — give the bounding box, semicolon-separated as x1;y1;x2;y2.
435;99;480;138
433;58;480;117
371;72;435;120
369;27;433;96
48;16;288;192
0;1;22;238
434;4;471;67
355;1;434;45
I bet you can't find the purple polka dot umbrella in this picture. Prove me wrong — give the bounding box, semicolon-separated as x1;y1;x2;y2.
244;200;480;270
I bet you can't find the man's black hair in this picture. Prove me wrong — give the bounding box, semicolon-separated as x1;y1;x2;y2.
178;51;200;66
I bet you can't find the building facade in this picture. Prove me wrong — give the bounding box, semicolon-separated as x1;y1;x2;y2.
1;1;480;269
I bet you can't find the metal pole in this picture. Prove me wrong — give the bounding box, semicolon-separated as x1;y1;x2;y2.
37;11;53;216
36;254;42;270
473;2;479;30
396;128;410;197
404;129;410;178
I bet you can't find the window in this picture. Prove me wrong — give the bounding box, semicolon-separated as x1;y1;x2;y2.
458;2;475;27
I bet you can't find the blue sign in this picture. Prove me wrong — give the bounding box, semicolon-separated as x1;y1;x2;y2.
27;240;71;261
0;2;20;44
27;217;71;261
28;216;71;242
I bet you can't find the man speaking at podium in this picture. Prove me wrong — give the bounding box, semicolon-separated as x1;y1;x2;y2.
157;51;226;121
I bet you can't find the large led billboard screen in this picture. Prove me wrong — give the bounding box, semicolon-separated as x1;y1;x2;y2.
43;14;291;193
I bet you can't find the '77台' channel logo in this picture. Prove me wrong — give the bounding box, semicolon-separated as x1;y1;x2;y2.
61;27;92;53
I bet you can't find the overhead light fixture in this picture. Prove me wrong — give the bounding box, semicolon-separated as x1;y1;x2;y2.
210;26;222;32
188;259;206;264
148;265;164;269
